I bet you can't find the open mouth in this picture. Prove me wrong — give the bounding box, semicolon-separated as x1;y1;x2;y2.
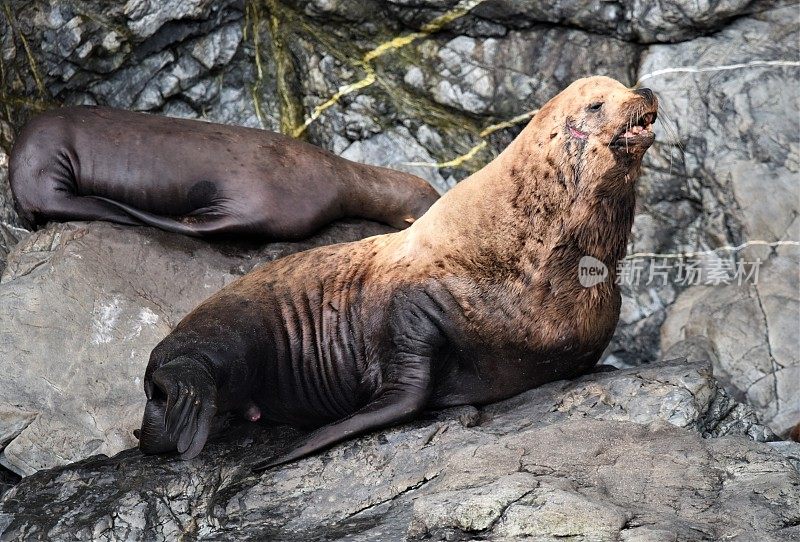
611;111;657;148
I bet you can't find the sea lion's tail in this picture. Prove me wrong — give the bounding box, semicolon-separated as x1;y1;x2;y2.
88;196;210;237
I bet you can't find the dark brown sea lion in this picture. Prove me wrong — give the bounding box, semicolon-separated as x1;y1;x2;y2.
8;106;439;238
137;76;658;468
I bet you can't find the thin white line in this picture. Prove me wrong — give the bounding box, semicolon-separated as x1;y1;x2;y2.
638;60;800;83
624;240;800;260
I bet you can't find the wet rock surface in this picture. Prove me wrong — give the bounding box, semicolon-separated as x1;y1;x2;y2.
1;358;797;541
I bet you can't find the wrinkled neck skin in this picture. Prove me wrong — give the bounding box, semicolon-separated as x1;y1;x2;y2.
405;112;640;284
343;165;438;229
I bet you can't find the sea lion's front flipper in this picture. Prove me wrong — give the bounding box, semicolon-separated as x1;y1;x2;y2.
253;288;447;472
252;365;432;472
141;356;218;460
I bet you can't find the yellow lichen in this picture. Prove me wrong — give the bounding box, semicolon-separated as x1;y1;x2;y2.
291;0;489;137
404;108;539;170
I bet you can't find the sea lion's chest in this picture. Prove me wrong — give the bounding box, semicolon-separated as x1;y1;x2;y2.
430;277;620;406
452;272;619;352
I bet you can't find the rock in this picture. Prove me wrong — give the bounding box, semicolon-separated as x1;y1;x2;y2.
0;1;276;130
661;250;800;438
0;358;797;540
0;220;393;475
0;466;19;504
0;223;29;278
123;0;218;39
480;358;776;443
605;3;800;368
294;0;774;43
399;29;637;118
340;126;450;193
636;5;798;254
769;441;800;473
0;148;25;231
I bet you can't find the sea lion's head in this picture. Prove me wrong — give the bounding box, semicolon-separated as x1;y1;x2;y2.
367;168;441;229
397;181;441;227
534;75;658;187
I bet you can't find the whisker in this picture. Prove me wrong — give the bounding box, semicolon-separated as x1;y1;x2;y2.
655;103;681;147
652;103;684;178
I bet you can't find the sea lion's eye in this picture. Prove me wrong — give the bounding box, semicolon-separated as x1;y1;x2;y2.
587;102;603;112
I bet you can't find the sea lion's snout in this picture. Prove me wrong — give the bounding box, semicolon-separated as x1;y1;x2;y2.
633;87;656;106
138;399;178;454
616;113;656;147
609;92;658;152
551;76;660;186
558;77;658;155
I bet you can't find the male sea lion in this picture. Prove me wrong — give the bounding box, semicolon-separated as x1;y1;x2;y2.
9;107;439;238
137;76;658;468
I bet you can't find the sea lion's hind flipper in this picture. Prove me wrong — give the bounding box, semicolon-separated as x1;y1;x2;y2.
141;356;218;460
251;370;432;472
87;196;235;237
20;192;143;228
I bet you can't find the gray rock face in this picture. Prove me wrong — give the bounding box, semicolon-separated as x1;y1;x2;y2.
0;358;796;541
0;147;31;302
604;3;800;366
661;249;800;438
0;149;22;230
297;0;779;43
641;5;800;438
0;220;392;475
636;5;798;254
0;223;28;278
400;30;638;118
0;0;275;130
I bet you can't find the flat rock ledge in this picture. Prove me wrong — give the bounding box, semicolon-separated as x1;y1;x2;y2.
1;358;798;541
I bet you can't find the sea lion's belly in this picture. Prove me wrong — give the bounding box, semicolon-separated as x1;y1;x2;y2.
155;281;374;429
193;244;389;428
430;340;603;409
